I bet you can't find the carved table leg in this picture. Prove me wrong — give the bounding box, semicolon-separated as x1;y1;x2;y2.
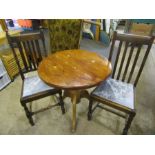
71;91;78;132
63;89;90;132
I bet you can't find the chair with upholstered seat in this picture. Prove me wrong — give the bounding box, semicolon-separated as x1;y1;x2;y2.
47;19;102;53
6;31;65;126
88;31;154;134
47;19;82;53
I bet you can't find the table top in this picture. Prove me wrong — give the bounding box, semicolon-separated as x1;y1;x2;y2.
38;49;112;90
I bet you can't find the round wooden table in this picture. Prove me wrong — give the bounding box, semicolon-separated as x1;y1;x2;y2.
38;49;112;131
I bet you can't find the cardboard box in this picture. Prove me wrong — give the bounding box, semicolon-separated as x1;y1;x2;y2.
130;23;154;36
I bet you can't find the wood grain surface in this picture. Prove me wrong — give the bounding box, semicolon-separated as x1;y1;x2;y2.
38;49;112;90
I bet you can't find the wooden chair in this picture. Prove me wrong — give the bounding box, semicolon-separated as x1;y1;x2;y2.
6;30;65;126
88;31;154;134
47;19;101;53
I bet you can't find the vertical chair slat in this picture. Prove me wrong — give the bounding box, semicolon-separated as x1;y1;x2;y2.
41;30;47;57
31;40;39;66
108;31;117;62
22;41;32;70
117;42;129;80
127;45;142;83
35;40;42;62
112;41;123;78
17;41;29;71
122;45;135;82
26;40;37;70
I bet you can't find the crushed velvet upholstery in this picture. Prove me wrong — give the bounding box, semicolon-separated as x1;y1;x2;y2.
92;78;134;109
48;19;82;53
22;75;54;98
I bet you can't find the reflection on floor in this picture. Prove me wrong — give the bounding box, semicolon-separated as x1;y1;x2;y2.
0;36;155;135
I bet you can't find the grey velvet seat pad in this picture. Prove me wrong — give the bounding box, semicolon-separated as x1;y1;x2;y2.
92;78;134;109
22;75;54;98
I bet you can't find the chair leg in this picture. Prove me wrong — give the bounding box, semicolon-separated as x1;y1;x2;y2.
21;102;35;126
88;97;93;120
122;111;136;135
58;92;65;114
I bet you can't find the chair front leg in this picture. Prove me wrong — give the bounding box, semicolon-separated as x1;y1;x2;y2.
58;91;65;114
122;111;136;135
21;102;35;126
88;97;93;120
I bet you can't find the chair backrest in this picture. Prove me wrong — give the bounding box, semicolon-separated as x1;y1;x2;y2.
6;30;47;80
109;31;154;87
48;19;83;53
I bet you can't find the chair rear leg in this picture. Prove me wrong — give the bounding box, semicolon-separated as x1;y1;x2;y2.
58;92;65;114
88;97;93;120
122;112;136;135
21;102;35;126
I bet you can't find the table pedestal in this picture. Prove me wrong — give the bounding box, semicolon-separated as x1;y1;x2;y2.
63;90;90;132
38;49;112;132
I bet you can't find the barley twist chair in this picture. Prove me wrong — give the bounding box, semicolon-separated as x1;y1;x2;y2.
88;31;154;134
6;30;65;126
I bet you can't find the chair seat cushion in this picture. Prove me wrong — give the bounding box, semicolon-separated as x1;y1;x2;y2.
22;75;55;98
92;78;134;109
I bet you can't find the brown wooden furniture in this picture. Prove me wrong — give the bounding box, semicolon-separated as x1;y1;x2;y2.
6;30;65;126
38;49;112;131
88;31;154;134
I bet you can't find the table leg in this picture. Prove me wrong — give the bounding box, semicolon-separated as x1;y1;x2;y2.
71;92;77;132
63;89;90;132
